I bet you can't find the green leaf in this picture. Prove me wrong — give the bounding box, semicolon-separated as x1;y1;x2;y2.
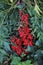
0;54;4;64
35;39;41;46
4;41;11;51
17;4;24;9
41;23;43;30
11;56;21;65
26;46;34;52
0;49;7;55
18;60;33;65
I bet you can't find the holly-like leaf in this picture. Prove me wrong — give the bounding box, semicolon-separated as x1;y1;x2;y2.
11;56;21;65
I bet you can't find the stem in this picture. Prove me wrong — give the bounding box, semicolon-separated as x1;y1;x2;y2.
34;0;37;4
3;54;12;65
17;0;20;4
3;58;11;65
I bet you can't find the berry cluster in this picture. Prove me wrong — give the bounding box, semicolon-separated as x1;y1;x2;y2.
10;10;33;56
19;10;29;25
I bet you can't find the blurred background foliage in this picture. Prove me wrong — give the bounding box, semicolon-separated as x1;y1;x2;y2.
0;0;43;65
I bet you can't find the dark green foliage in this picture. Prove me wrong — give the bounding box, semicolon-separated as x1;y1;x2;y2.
0;0;43;65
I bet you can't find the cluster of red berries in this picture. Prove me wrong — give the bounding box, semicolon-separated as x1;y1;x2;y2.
19;10;29;25
10;10;33;56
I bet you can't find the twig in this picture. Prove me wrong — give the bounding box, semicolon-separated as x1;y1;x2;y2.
3;58;11;65
34;0;37;4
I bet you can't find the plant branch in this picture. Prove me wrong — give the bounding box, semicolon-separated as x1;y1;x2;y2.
34;0;37;4
3;58;11;65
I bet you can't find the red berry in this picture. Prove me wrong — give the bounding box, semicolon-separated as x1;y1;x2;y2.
29;41;33;46
19;10;24;16
23;39;29;46
25;14;29;18
10;10;34;56
27;34;33;40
